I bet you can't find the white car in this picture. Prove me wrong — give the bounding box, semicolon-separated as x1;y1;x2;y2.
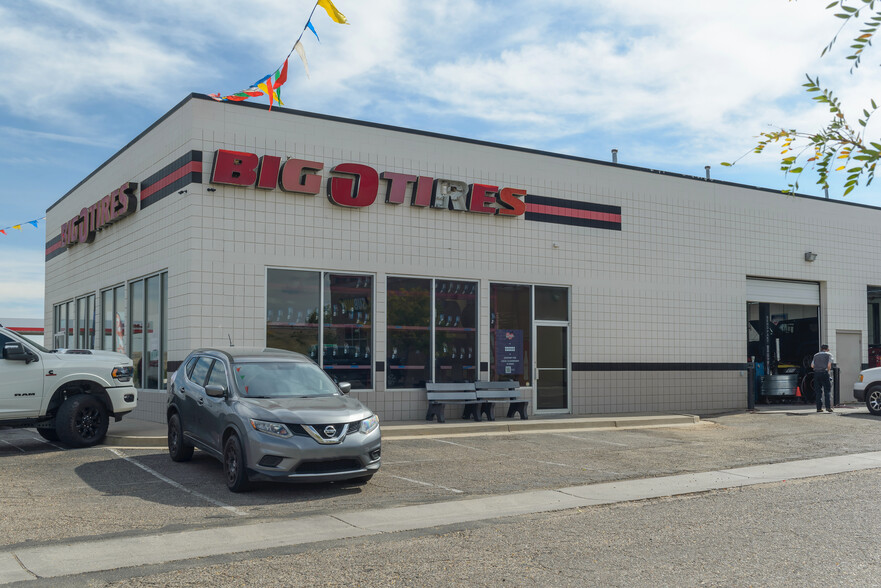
853;368;881;415
0;325;138;446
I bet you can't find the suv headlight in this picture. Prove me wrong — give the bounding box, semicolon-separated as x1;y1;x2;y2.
250;419;293;438
111;366;134;382
359;414;379;435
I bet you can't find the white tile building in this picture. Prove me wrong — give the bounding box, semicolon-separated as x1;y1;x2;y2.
43;94;881;423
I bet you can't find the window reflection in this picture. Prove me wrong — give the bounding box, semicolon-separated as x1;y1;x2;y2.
387;277;430;388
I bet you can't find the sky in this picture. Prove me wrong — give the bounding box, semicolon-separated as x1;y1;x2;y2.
1;0;880;319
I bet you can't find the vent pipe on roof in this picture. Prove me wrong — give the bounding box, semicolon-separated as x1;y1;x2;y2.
611;149;618;164
825;187;829;199
705;165;711;180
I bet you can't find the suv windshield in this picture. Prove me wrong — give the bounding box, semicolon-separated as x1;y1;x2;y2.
232;360;340;398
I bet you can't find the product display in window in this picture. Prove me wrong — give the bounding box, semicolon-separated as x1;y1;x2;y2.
323;274;373;389
434;279;477;383
386;277;431;388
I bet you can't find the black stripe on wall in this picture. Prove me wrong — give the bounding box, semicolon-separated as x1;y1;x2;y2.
526;194;622;215
524;212;622;230
573;362;747;372
140;150;203;209
44;235;63;262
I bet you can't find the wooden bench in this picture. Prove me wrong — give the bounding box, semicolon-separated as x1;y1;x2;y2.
475;381;529;421
425;382;480;423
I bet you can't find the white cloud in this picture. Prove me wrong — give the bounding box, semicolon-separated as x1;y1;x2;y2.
0;248;45;319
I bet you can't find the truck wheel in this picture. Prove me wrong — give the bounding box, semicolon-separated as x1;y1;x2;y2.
56;395;109;448
223;434;251;492
867;387;881;416
167;413;194;462
36;427;59;442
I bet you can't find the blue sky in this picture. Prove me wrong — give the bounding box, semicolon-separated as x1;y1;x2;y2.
1;0;879;318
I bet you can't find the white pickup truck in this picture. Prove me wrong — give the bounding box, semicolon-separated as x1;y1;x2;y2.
0;325;138;446
853;367;881;416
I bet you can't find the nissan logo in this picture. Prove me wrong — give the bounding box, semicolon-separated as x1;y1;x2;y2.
323;425;337;438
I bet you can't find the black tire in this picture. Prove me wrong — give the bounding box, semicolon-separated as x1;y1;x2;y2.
56;395;109;447
167;413;194;462
36;427;59;442
800;373;816;404
223;434;250;492
866;386;881;416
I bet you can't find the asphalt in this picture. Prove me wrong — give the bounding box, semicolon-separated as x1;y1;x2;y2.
102;412;703;447
3;449;880;583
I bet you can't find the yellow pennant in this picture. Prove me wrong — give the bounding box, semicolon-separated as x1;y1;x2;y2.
317;0;348;24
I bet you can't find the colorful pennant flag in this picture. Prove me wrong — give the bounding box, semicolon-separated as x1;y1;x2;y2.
255;59;289;109
0;216;44;238
209;0;348;109
306;21;320;42
317;0;348;24
293;42;310;79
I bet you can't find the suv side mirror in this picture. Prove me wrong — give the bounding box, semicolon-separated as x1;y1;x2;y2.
204;384;227;398
4;342;36;364
338;382;352;395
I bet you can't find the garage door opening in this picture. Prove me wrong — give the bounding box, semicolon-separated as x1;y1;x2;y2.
747;279;820;403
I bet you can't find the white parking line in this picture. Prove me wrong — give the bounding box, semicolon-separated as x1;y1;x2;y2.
388;474;464;494
107;449;249;517
28;436;65;451
552;433;628;446
431;438;488;452
0;439;25;453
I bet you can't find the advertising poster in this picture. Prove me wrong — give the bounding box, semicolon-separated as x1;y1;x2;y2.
495;329;523;375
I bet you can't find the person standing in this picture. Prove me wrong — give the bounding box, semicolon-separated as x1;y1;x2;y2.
811;344;834;413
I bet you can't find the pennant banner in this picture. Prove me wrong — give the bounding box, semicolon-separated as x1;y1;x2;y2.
0;216;44;238
210;0;347;110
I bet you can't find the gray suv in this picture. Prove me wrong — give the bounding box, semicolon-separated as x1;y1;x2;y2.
166;347;381;492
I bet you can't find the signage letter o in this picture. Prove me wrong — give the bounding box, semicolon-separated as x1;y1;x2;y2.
327;163;379;208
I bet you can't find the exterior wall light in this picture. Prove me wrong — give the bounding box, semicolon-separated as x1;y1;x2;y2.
805;252;818;262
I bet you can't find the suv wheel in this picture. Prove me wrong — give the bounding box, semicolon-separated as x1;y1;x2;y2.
167;413;194;461
223;434;251;492
56;395;108;447
867;386;881;415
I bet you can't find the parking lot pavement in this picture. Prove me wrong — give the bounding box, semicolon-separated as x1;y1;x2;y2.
0;406;878;563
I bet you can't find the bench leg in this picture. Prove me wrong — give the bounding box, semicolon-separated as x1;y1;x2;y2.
480;402;496;421
507;402;528;420
426;403;446;423
462;404;481;422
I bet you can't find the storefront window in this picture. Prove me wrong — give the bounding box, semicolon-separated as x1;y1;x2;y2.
65;301;73;345
869;286;881;367
127;274;166;389
114;286;126;354
323;274;373;388
145;275;161;389
267;269;373;390
76;297;86;348
387;277;431;388
434;280;477;383
130;280;144;386
490;283;532;386
102;289;113;351
535;286;568;321
266;269;321;358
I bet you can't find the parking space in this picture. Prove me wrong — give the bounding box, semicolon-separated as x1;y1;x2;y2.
2;410;881;552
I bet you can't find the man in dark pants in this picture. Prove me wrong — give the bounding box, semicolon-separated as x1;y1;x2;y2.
811;344;834;413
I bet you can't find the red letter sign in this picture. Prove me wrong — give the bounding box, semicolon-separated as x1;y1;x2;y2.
327;164;379;208
211;150;258;186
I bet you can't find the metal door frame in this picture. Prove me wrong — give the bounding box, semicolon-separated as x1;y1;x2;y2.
533;320;571;414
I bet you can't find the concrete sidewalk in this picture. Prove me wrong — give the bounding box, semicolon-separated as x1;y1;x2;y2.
103;413;701;447
3;449;880;583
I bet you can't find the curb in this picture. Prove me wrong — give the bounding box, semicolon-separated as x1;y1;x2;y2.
102;414;700;447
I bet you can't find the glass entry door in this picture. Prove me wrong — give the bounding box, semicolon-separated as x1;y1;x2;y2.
535;324;569;411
